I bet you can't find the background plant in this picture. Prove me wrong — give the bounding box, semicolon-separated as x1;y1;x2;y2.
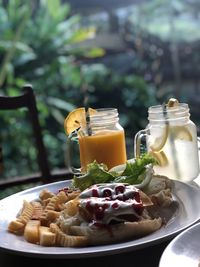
0;0;157;194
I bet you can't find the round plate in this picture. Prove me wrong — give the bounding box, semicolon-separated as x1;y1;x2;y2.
0;180;200;258
159;222;200;267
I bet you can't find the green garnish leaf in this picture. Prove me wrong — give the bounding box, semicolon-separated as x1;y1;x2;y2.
72;153;156;191
115;153;156;184
72;161;115;191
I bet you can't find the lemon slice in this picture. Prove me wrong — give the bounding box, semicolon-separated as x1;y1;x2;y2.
169;126;193;141
167;98;179;107
149;151;168;166
166;98;192;141
64;107;96;135
150;98;181;152
150;126;169;152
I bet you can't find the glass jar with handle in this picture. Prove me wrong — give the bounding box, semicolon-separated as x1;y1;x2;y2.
78;108;127;172
134;100;200;182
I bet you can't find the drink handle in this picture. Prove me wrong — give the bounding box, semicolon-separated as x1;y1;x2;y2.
134;129;149;158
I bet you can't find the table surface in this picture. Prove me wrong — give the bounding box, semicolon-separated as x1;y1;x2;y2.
0;240;170;267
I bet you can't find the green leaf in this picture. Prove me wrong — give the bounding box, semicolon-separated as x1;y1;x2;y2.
57;15;81;33
72;154;156;191
47;97;76;112
115;154;156;184
0;41;35;55
46;0;61;18
70;28;96;43
50;107;65;125
7;87;19;96
84;48;105;58
72;161;115;191
45;0;70;20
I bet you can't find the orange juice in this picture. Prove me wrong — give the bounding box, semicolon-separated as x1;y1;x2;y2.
79;129;127;171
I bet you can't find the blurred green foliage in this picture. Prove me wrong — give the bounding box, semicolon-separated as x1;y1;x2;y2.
0;0;157;193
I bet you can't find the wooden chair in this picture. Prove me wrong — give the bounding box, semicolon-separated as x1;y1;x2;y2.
0;84;73;190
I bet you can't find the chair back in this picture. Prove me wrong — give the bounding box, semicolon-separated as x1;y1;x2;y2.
0;84;72;189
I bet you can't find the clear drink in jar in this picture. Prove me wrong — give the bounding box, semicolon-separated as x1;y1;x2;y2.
134;100;200;182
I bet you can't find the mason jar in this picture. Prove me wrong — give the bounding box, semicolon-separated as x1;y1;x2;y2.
78;108;127;172
134;103;200;182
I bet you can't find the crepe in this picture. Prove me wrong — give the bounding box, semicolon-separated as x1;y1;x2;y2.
69;218;162;245
56;182;174;246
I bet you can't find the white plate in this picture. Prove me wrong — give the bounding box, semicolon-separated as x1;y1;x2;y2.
159;222;200;267
0;180;200;258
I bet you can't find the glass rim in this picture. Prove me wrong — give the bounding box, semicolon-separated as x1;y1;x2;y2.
148;103;189;114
